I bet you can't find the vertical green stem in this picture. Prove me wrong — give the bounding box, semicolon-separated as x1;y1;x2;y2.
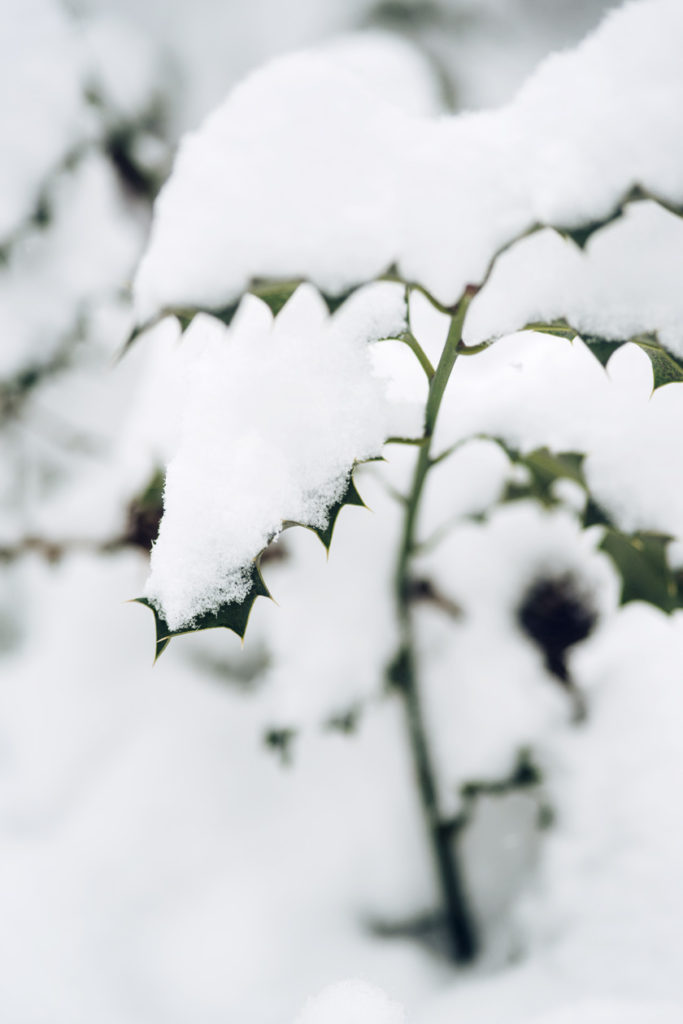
392;291;478;962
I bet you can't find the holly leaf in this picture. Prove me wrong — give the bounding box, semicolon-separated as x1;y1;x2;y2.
599;529;683;613
484;438;613;530
137;467;369;655
496;441;587;506
122;278;367;357
554;184;683;251
285;470;367;552
490;438;683;615
135;560;271;661
523;318;577;341
314;474;366;550
525;321;683;391
250;278;359;317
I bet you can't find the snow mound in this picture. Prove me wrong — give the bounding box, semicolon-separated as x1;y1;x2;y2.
134;0;683;320
296;980;405;1024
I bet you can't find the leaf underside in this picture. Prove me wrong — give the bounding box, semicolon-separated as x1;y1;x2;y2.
525;320;683;390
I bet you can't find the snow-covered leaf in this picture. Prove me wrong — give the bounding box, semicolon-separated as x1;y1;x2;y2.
133;0;683;322
136;560;271;660
141;288;418;635
291;469;367;552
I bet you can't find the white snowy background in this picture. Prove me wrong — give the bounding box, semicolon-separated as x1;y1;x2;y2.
2;2;683;1023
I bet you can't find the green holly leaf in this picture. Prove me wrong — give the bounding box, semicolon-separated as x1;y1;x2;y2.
490;438;683;615
135;560;271;661
285;470;367;552
136;467;369;656
599;529;683;613
496;441;586;506
485;438;612;529
626;335;683;389
314;473;366;550
525;321;683;391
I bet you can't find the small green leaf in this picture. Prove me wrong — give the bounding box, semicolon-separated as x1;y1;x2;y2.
599;529;682;613
521;448;585;491
135;560;271;661
488;438;612;528
264;727;297;765
490;437;683;616
496;441;587;506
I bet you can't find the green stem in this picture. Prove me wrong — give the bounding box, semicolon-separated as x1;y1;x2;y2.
391;291;478;963
400;331;436;381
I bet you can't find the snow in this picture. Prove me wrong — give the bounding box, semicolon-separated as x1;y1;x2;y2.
317;31;445;119
410;602;683;1024
464;201;683;352
79;13;164;126
413;501;619;816
296;980;405;1024
526;1000;683;1024
0;552;445;1023
134;0;683;320
427;324;683;544
0;153;141;383
253;474;401;729
6;1;683;1022
145;286;422;629
133;53;409;321
0;0;91;245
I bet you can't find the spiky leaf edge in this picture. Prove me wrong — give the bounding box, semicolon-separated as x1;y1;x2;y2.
135;464;371;659
135;559;271;662
524;322;683;391
122;183;683;355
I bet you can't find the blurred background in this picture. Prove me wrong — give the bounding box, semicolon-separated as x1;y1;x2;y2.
8;2;682;1023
